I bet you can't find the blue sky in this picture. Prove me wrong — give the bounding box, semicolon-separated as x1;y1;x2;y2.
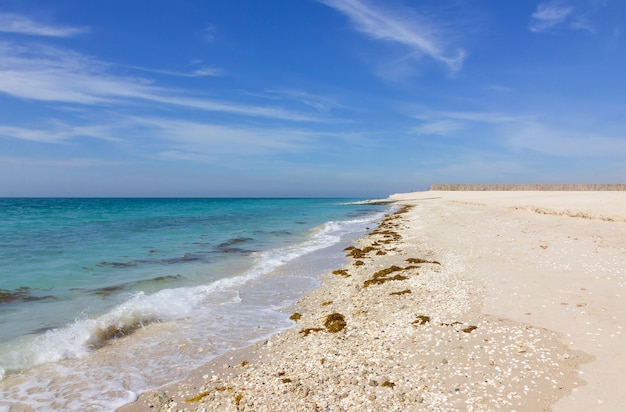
0;0;625;197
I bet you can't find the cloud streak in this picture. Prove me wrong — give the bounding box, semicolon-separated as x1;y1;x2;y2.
529;2;573;32
413;110;626;158
0;41;319;122
319;0;466;71
0;12;87;37
529;1;596;33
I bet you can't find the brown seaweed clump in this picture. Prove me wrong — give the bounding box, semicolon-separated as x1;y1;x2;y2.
332;269;350;277
412;315;431;325
363;274;408;288
345;246;378;259
324;313;347;333
234;393;243;406
390;289;411;296
462;325;478;333
381;380;396;388
290;313;302;321
363;265;409;288
406;257;441;265
299;327;324;337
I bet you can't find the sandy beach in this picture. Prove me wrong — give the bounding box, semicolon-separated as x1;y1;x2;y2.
119;190;626;412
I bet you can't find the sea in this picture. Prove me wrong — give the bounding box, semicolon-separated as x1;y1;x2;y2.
0;198;391;411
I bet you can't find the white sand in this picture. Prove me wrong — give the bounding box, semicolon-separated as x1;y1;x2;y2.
120;191;626;411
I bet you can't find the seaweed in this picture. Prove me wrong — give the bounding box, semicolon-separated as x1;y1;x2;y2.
354;260;364;266
412;315;431;325
390;289;411;296
440;321;462;327
462;325;477;333
281;378;292;383
321;301;333;306
381;380;396;388
332;269;350;277
290;312;302;321
324;313;347;333
0;287;55;304
299;327;324;337
239;360;249;367
346;246;378;259
363;274;408;288
363;265;409;287
406;257;441;265
372;265;403;278
185;386;233;403
185;391;211;403
370;230;402;244
234;393;243;406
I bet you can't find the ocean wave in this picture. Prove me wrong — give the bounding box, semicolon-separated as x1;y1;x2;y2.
0;208;389;381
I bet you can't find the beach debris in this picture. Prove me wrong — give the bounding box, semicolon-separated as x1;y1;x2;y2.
324;313;347;333
390;289;411;296
146;391;173;409
321;301;333;306
299;327;324;337
363;265;409;288
381;380;395;389
354;260;365;266
234;392;243;406
290;313;302;321
332;269;350;277
412;315;431;325
345;246;378;259
185;386;233;403
363;274;408;288
462;325;478;333
239;360;249;367
406;257;441;265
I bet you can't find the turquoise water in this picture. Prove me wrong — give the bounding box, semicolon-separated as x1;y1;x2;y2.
0;198;390;411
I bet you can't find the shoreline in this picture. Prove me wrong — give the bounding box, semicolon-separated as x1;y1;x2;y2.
120;191;626;411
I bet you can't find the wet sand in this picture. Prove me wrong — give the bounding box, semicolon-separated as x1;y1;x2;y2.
119;191;626;411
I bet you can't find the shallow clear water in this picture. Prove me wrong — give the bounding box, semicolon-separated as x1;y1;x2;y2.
0;198;390;411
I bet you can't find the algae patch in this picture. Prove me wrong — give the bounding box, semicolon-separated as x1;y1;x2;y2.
324;313;347;333
290;312;302;321
299;327;324;337
332;269;350;277
412;315;431;325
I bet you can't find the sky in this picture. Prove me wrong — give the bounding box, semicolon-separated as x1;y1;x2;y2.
0;0;625;197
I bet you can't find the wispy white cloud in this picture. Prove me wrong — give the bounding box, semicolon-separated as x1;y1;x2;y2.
412;119;464;137
414;109;626;158
319;0;466;72
507;122;626;157
0;41;318;122
0;12;87;37
128;65;223;78
260;89;342;113
413;110;527;137
0;122;124;144
130;117;368;160
0;155;120;168
529;1;574;32
529;1;598;33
